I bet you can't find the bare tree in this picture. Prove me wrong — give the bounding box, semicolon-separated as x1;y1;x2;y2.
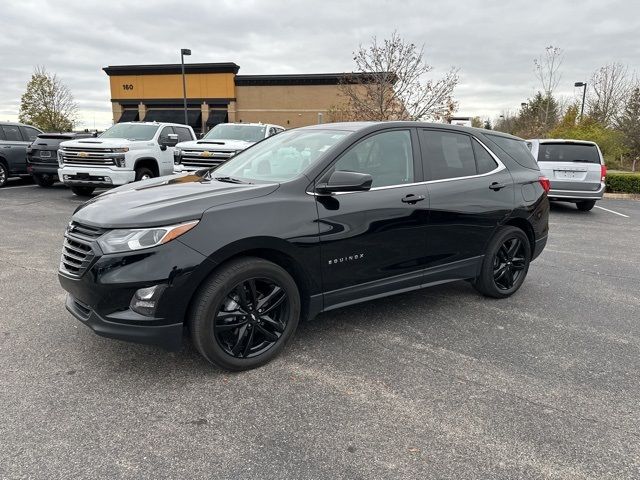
588;62;635;127
533;46;563;127
339;32;459;121
19;66;78;132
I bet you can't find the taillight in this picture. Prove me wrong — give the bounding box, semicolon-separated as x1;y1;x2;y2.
601;164;607;181
538;176;551;193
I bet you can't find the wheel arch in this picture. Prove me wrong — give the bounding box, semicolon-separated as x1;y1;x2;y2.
502;217;535;254
134;157;159;177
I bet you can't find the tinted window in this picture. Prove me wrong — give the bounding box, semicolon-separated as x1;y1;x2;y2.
100;123;158;141
537;143;600;164
334;130;414;188
21;126;41;142
158;126;174;143
2;125;23;141
174;127;192;143
420;130;476;180
485;133;538;170
472;139;499;174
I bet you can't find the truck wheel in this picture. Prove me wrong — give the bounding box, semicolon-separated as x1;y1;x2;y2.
34;174;55;187
0;163;8;187
135;167;154;181
189;257;301;371
70;186;95;196
576;200;596;211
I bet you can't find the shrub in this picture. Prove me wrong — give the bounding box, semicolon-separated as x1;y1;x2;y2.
605;172;640;193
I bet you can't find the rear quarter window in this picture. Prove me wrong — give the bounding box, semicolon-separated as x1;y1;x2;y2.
485;133;539;170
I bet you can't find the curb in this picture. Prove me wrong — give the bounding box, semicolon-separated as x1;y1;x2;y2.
604;192;640;200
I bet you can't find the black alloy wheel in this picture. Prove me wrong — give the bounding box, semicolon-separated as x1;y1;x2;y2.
0;163;8;187
493;237;527;290
473;226;531;298
214;278;288;358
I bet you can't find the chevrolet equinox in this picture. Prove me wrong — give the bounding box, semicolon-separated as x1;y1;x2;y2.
58;122;549;371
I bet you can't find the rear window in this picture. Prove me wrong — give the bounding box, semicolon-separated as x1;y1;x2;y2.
538;143;601;164
485;133;539;170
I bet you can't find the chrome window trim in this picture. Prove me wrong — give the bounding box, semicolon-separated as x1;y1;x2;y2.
306;134;505;196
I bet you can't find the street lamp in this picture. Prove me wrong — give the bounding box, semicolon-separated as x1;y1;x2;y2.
180;48;192;126
575;81;587;120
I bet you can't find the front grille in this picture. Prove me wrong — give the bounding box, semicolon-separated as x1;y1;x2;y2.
59;222;106;277
60;146;116;167
181;149;234;169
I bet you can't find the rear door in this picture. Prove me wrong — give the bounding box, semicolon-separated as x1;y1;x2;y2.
418;128;515;279
536;142;603;192
0;125;31;174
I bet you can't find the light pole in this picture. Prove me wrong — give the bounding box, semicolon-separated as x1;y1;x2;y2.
575;81;587;120
180;48;192;126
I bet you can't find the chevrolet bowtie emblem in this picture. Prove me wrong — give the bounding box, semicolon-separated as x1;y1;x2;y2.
201;151;212;157
78;152;88;158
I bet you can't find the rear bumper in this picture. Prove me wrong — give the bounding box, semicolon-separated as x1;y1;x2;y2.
58;166;135;186
28;162;59;176
548;183;605;201
532;234;547;261
65;295;183;351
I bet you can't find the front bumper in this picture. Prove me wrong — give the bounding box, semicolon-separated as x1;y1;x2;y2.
58;166;135;187
58;238;216;351
548;183;605;201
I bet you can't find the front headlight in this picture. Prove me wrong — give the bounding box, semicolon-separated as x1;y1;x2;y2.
58;151;64;166
112;147;129;153
174;148;182;164
97;220;199;254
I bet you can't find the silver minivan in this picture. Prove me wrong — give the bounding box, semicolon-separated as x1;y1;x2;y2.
527;139;606;211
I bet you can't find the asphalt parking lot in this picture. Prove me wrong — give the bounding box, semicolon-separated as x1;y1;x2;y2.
1;179;639;479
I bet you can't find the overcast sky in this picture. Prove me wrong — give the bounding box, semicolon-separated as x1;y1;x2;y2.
1;0;639;129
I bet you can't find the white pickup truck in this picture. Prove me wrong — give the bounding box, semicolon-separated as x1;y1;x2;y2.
58;121;196;196
174;123;284;172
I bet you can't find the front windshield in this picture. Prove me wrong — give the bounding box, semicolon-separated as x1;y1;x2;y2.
214;129;351;182
204;124;267;142
100;123;159;141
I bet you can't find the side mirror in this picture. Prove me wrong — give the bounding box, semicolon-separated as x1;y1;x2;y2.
162;133;179;147
315;170;373;194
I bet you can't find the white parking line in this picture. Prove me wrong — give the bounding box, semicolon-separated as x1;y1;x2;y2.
595;205;630;218
0;184;38;190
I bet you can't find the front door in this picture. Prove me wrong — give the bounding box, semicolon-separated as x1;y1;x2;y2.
315;128;429;309
418;128;515;280
0;125;30;174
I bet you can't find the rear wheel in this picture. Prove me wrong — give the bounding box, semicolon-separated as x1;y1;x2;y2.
135;166;154;181
576;200;596;211
33;174;55;187
0;163;8;187
473;226;531;299
70;186;95;196
189;257;301;371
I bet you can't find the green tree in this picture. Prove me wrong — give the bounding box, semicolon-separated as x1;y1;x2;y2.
616;87;640;171
19;66;77;132
483;119;492;130
471;116;483;128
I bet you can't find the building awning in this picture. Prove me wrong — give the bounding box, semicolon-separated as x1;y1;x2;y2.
144;109;202;129
206;110;228;127
118;109;139;123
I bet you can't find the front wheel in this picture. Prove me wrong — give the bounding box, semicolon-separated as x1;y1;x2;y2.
135;167;154;181
0;163;8;187
189;257;301;371
473;226;531;299
34;174;55;187
70;186;95;196
576;200;596;211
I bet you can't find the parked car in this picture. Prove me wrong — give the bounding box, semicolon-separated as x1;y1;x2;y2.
27;132;93;187
174;122;284;172
527;139;606;211
58;122;549;371
57;121;196;196
0;121;43;187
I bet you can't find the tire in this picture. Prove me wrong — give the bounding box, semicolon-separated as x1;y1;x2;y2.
189;257;301;371
0;163;8;187
135;166;154;181
473;226;532;299
70;186;95;196
576;200;596;211
33;174;55;187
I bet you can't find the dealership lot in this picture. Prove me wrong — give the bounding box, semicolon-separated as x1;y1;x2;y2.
1;181;639;479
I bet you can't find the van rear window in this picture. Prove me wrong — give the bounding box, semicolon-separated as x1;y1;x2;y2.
538;143;600;164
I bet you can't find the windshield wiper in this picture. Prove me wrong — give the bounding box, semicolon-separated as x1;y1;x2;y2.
214;176;250;184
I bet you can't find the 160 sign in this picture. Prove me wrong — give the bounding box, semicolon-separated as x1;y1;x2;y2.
122;84;134;91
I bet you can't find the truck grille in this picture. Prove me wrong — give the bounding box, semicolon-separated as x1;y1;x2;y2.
180;149;234;169
60;146;116;166
59;222;106;277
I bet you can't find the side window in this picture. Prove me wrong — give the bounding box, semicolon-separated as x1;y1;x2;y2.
420;130;476;180
2;125;23;142
334;130;414;188
268;127;279;137
158;126;174;143
174;127;192;143
21;126;41;142
472;139;499;174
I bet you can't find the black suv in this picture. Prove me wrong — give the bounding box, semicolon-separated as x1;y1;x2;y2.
0;122;43;187
27;132;93;187
58;122;549;371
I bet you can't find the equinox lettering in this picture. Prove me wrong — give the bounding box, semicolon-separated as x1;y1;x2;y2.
328;253;364;265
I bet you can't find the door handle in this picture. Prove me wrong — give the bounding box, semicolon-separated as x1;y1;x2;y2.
489;182;506;191
401;194;426;204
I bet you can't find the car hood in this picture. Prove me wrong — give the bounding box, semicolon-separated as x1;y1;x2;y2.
72;173;279;229
176;139;254;150
60;138;149;149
